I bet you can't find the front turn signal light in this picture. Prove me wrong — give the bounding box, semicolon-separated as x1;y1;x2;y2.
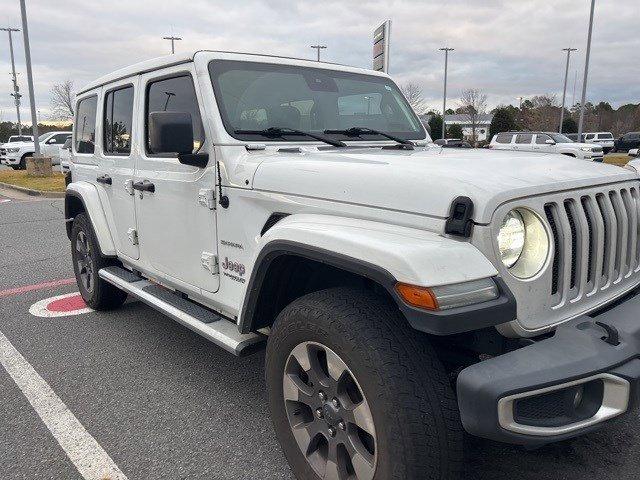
395;283;439;310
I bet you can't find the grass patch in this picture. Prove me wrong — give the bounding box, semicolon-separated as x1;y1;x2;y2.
0;170;65;192
604;154;632;167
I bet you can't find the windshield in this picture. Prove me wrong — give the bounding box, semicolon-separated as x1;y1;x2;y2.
209;60;426;142
550;133;573;143
38;133;50;142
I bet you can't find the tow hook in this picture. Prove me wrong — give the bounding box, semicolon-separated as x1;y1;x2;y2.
595;321;621;346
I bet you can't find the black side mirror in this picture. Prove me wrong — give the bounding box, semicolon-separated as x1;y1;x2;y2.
148;111;209;168
149;111;194;154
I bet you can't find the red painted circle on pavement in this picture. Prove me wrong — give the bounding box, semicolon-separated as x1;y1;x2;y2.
47;294;87;312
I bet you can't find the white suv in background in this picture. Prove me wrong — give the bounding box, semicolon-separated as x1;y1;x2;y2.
0;131;72;169
583;132;615;153
490;131;604;161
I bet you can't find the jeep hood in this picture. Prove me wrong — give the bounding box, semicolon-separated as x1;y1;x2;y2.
252;146;637;224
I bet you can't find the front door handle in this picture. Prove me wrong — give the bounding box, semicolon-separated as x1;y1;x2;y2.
96;174;112;185
132;180;155;193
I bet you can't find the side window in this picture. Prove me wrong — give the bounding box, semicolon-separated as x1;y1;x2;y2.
516;133;533;144
75;96;98;154
146;75;204;154
52;133;71;144
585;133;595;140
104;86;134;155
536;134;551;144
495;133;512;144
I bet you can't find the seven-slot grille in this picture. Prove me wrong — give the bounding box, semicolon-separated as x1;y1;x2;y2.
544;186;640;306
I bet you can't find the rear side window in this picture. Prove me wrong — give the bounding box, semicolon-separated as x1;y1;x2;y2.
104;86;134;155
75;96;98;154
516;134;533;144
146;75;204;154
600;133;613;139
495;133;512;144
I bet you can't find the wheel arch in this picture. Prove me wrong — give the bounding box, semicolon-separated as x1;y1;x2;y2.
238;214;512;336
65;183;116;256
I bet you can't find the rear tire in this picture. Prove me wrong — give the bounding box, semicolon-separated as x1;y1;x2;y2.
265;287;464;480
71;213;127;310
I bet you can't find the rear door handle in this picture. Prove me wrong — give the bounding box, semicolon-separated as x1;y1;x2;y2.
96;174;112;185
132;180;155;193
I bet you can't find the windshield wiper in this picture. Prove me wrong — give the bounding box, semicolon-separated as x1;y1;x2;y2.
234;127;346;148
324;127;414;149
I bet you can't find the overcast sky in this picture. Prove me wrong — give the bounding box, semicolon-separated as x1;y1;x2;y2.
0;0;638;122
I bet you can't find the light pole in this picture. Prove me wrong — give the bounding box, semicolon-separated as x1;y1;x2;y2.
310;44;326;62
440;47;454;139
559;47;577;133
1;27;22;135
162;35;182;54
19;0;39;156
578;0;596;139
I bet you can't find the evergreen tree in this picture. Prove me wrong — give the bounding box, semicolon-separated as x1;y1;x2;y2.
489;108;516;139
428;115;443;140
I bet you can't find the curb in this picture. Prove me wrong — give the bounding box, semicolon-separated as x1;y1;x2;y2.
0;181;65;199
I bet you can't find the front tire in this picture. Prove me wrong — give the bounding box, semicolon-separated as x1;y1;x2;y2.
19;153;31;170
265;288;463;480
71;213;127;310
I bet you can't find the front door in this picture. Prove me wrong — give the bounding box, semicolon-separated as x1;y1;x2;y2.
95;80;139;260
42;133;72;163
134;68;219;293
533;133;555;153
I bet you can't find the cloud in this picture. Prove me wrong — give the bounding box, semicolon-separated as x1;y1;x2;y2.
0;0;637;122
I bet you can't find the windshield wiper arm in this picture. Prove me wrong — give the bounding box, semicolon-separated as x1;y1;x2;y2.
234;127;346;148
324;127;414;148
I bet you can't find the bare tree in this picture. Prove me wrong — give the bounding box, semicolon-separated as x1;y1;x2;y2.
401;82;426;115
458;89;487;143
50;80;75;120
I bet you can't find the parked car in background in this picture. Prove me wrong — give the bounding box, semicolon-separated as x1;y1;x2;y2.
490;131;604;161
629;148;639;158
0;131;71;169
614;132;640;153
583;132;615;153
434;138;472;148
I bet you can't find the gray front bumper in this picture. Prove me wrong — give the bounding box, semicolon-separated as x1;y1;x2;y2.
457;288;640;445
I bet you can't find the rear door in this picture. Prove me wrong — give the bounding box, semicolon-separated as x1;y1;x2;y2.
514;133;534;152
96;79;139;260
133;66;219;293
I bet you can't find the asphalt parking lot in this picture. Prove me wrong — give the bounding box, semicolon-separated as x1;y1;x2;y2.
2;189;640;479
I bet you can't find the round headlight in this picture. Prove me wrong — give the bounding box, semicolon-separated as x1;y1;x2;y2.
497;208;550;279
498;210;525;268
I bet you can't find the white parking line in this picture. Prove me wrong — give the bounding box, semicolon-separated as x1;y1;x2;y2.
0;330;128;480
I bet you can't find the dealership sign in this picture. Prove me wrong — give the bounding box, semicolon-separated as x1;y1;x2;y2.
373;20;391;73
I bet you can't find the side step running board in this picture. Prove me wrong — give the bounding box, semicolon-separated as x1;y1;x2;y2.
99;266;265;356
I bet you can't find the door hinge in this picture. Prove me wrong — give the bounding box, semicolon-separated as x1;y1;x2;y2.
201;252;219;274
198;188;216;210
127;228;139;245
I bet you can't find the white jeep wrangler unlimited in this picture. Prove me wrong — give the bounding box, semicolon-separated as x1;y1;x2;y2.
65;51;640;480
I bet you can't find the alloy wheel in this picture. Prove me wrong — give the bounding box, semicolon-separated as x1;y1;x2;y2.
75;230;94;293
283;341;377;480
